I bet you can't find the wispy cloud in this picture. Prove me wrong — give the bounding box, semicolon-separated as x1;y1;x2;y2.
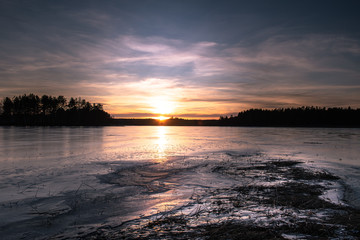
1;1;360;117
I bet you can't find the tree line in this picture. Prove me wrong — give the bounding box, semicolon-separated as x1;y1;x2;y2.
219;107;360;127
0;94;111;125
1;95;359;127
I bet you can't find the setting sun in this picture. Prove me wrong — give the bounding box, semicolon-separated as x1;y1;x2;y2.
155;116;170;121
150;98;175;115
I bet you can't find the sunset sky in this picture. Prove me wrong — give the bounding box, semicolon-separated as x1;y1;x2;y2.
1;0;360;119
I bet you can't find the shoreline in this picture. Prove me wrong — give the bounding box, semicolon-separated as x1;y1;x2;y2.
1;124;360;129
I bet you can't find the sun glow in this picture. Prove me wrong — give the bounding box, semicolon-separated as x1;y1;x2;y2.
154;116;170;121
150;97;175;115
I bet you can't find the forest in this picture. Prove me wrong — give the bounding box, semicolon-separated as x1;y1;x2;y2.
0;94;111;125
219;107;360;127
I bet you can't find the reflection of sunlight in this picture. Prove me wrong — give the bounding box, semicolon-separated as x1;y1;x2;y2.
156;126;168;161
143;190;189;217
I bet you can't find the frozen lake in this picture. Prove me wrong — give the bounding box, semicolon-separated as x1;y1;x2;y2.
1;126;360;239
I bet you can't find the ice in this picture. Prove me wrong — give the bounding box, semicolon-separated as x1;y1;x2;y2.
0;126;360;238
320;182;347;206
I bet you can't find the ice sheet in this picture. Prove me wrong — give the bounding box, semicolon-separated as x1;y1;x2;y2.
0;126;359;239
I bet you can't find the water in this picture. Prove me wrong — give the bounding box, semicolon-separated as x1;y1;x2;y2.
0;126;360;238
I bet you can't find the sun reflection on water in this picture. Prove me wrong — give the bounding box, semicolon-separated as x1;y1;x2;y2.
155;126;168;161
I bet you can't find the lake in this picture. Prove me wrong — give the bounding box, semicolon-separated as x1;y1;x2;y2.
1;126;360;238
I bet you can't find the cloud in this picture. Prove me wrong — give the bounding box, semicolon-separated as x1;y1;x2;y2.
1;1;360;118
110;36;218;72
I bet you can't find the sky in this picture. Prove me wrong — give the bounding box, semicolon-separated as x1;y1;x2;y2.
1;0;360;119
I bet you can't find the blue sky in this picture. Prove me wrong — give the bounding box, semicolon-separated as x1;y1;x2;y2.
1;0;360;118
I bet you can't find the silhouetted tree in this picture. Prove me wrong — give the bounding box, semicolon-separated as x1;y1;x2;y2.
68;97;76;110
0;94;111;126
49;96;59;114
20;93;40;115
93;103;103;111
2;97;13;116
41;95;51;115
57;96;66;110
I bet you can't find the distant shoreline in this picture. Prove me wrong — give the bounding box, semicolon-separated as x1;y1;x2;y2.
111;118;360;128
1;95;359;127
1;117;359;128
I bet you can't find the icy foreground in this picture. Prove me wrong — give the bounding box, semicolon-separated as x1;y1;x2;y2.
0;126;360;239
93;158;360;239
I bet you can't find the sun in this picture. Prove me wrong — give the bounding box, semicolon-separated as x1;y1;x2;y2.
150;98;175;115
154;101;174;115
155;116;170;121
